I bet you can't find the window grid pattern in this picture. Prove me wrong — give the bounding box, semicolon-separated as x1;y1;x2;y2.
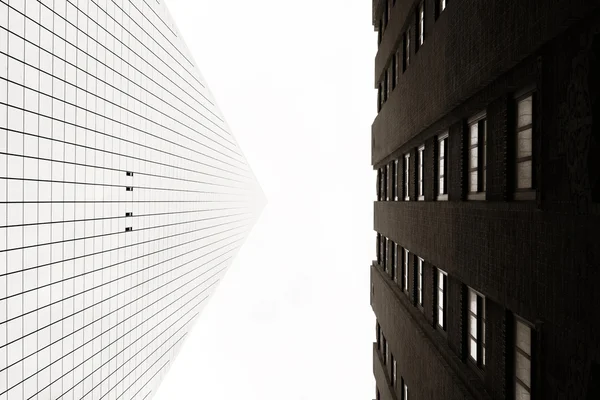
0;1;263;400
468;289;486;368
437;269;447;330
515;318;533;400
468;117;487;194
516;94;534;190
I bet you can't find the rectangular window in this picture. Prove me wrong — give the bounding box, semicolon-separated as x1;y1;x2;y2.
404;154;410;200
395;49;401;85
391;55;397;91
437;0;446;17
515;93;534;191
401;378;408;400
468;288;486;368
383;69;389;103
377;233;381;264
515;318;533;400
468;113;487;197
403;28;411;71
392;242;398;282
437;134;448;199
378;82;383;112
417;145;424;200
402;249;410;294
417;2;425;48
385;164;390;201
437;269;447;330
388;239;395;274
392;355;397;388
377;168;382;201
393;160;399;200
376;322;381;350
382;334;388;365
383;237;388;272
417;257;424;306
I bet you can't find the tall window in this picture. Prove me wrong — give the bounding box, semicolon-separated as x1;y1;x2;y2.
378;82;383;112
515;318;533;400
383;70;389;103
382;334;388;365
392;243;398;282
403;28;411;71
383;164;388;200
388;239;395;275
391;355;397;388
437;269;447;330
402;249;410;294
404;154;410;201
468;113;487;197
437;0;447;16
385;164;391;200
377;168;382;201
417;257;424;306
437;134;449;199
515;93;534;191
392;160;398;200
395;49;401;85
376;233;381;264
417;145;424;200
468;288;486;368
417;2;425;48
376;321;381;350
401;378;408;400
391;55;397;91
383;237;388;272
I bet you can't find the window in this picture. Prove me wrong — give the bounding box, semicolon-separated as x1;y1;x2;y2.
468;113;487;197
515;93;534;191
437;269;447;330
404;154;410;201
437;0;447;17
376;233;381;264
383;164;389;200
395;50;400;87
417;145;424;200
382;334;388;365
401;378;408;400
378;82;383;112
437;134;449;199
376;322;381;350
391;355;397;388
383;69;389;103
417;2;425;48
377;168;382;201
468;288;486;368
515;318;533;400
417;257;424;306
392;160;399;200
402;249;410;294
403;28;411;71
392;243;398;282
383;237;388;272
391;55;397;91
386;164;391;200
388;239;395;274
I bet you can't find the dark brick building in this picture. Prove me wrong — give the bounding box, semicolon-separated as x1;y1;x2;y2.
370;1;600;399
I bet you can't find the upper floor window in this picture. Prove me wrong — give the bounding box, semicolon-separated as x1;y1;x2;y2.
417;145;424;200
382;334;389;365
416;2;425;49
401;378;408;400
403;154;410;201
515;317;534;400
437;0;447;17
392;160;399;200
468;113;487;198
468;288;486;369
437;133;449;199
417;257;424;306
376;233;381;264
383;70;389;103
402;248;410;294
437;269;447;330
385;163;391;201
383;237;388;272
403;28;411;71
376;321;381;350
392;242;398;282
378;82;383;112
383;164;388;200
391;55;397;91
388;239;395;274
515;93;535;192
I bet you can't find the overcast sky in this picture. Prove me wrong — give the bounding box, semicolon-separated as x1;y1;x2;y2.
154;1;376;399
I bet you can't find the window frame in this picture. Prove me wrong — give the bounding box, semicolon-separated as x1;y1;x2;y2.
392;160;399;201
401;378;408;400
467;112;487;200
514;90;536;199
391;354;397;388
404;153;410;201
402;248;410;294
416;2;425;49
467;288;486;370
392;242;398;282
403;28;411;71
437;133;449;200
383;237;388;272
391;54;397;91
514;316;534;400
417;257;424;307
417;145;425;200
437;0;447;18
437;269;447;330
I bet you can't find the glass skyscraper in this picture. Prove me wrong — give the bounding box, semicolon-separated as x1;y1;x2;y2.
0;1;264;399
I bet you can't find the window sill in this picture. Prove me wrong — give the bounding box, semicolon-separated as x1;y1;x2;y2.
467;192;486;201
514;190;536;201
418;196;424;201
404;197;410;202
436;194;448;201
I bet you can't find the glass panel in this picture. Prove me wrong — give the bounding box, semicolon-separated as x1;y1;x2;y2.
517;128;532;158
438;271;444;289
438;289;444;307
470;315;478;338
439;178;445;194
438;308;444;327
518;96;533;127
470;171;478;192
439;139;445;157
516;351;531;387
517;160;532;189
469;290;477;313
470;123;479;145
469;338;478;360
516;320;532;355
470;147;478;169
515;381;531;400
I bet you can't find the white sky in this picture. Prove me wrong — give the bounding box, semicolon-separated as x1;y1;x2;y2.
154;1;376;399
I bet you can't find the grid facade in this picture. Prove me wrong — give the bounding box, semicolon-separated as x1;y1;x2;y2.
0;1;264;399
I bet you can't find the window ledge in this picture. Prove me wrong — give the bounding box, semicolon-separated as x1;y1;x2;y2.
436;194;448;201
404;197;410;202
514;190;536;201
418;196;424;201
467;192;486;201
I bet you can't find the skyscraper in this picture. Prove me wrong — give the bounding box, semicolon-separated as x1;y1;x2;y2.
0;1;264;399
371;1;600;399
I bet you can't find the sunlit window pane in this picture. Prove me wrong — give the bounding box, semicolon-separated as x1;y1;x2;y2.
469;338;477;360
518;96;533;127
517;128;532;158
516;320;532;355
515;381;531;400
516;160;532;188
516;351;531;388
